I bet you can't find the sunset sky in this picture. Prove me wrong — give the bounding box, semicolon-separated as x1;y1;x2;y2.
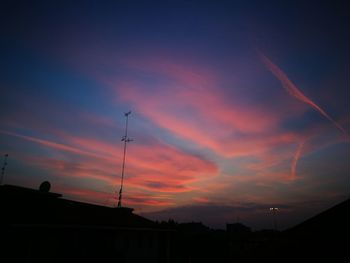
1;0;350;230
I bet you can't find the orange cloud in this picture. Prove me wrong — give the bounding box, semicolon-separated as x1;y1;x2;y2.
7;128;218;203
62;134;218;189
55;185;174;209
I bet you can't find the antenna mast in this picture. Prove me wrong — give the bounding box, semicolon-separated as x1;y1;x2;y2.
117;111;132;207
1;154;8;185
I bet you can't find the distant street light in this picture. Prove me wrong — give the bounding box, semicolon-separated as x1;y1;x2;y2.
269;207;279;231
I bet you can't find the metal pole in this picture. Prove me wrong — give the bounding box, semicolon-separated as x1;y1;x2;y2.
118;111;132;207
1;154;9;185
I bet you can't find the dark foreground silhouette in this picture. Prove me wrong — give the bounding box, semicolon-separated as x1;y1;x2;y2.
1;184;349;262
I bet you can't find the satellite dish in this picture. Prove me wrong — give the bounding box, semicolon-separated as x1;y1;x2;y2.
39;181;51;193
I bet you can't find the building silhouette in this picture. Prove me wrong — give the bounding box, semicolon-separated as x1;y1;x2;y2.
0;184;173;263
2;182;349;263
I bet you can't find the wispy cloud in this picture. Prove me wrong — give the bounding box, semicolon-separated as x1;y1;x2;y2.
108;57;297;159
259;52;348;178
260;53;347;134
291;140;306;179
3;127;218;205
2;45;348;226
0;130;100;158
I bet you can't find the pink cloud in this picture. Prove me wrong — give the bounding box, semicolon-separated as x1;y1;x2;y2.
291;140;306;180
98;55;334;184
6;128;218;200
62;134;218;189
124;195;174;207
106;57;299;158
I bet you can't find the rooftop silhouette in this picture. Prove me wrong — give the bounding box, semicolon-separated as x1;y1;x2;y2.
1;183;349;263
0;183;172;263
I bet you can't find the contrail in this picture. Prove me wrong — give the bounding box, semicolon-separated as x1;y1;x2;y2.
291;141;305;179
260;53;347;134
0;130;100;158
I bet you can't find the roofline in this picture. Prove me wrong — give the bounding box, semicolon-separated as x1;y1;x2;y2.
8;223;175;232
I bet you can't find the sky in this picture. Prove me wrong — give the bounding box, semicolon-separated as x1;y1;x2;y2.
1;0;350;230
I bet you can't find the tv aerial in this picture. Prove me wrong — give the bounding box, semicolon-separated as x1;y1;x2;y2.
117;111;133;207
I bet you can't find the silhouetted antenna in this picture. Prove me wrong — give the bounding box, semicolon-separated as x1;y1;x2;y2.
0;154;8;185
117;111;133;207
